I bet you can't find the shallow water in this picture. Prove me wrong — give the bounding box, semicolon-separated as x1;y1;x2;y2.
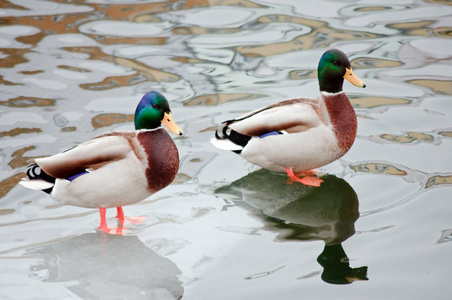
1;0;452;299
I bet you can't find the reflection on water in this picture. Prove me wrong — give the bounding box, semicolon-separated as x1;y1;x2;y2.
317;244;367;285
1;0;452;298
217;170;368;284
26;232;183;299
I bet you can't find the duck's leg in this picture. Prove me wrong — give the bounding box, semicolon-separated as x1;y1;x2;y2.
285;167;323;187
116;207;125;225
98;207;109;232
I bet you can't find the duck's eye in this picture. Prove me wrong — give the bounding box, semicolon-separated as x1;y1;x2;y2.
152;104;159;109
333;61;340;66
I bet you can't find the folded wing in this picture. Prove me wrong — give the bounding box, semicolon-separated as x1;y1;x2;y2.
228;98;321;136
35;133;135;179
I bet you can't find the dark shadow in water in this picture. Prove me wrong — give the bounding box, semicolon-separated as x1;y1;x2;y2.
216;169;368;285
26;232;183;299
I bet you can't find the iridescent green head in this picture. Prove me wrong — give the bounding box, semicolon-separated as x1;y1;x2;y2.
134;91;183;135
317;49;366;93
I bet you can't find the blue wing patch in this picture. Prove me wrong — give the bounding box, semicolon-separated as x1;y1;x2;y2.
259;131;281;138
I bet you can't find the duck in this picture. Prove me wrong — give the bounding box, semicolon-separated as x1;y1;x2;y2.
212;49;366;187
20;91;183;232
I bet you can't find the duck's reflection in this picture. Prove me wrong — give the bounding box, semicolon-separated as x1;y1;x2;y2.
26;232;184;299
216;169;368;284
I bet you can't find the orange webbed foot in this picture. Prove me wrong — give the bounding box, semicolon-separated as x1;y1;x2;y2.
97;207;127;235
97;207;146;235
116;207;145;226
298;175;324;187
285;168;324;187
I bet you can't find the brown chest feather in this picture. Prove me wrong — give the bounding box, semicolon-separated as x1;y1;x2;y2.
323;93;357;152
137;130;179;192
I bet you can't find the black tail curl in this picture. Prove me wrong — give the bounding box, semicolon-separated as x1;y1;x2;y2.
215;124;251;154
26;164;55;194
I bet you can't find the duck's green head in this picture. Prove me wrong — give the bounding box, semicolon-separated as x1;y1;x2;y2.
134;91;183;135
318;49;366;93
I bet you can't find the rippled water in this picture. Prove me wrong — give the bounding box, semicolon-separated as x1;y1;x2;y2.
1;0;451;299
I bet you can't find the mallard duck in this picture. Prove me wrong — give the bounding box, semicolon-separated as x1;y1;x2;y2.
20;91;183;232
212;49;366;186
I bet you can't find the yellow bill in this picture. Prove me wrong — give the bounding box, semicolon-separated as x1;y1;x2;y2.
344;68;366;88
162;112;183;136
